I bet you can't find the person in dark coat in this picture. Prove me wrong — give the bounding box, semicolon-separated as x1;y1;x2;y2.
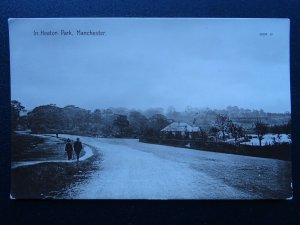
65;139;73;160
74;138;83;161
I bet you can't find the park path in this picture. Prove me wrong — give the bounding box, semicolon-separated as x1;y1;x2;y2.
59;135;292;199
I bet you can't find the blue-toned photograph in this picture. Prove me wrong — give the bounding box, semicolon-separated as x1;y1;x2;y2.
9;18;292;199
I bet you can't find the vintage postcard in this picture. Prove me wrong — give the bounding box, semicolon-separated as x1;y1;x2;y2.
9;18;292;199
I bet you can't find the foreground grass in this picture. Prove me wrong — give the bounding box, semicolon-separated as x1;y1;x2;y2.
11;156;100;199
11;133;101;199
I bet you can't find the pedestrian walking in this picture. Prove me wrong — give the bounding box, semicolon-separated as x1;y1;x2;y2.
74;138;83;161
65;139;73;160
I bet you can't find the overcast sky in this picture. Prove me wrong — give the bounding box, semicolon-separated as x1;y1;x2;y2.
9;18;290;113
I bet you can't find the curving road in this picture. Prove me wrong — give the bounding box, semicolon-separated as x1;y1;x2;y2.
60;135;292;199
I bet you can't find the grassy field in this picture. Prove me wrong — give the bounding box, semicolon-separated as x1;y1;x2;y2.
11;133;101;199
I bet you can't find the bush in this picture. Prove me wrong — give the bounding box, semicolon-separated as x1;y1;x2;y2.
139;138;291;161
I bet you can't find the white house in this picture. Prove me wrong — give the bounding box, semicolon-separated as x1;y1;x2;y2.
161;122;200;139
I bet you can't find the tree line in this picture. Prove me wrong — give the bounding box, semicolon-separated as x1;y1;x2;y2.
11;100;291;142
11;101;170;138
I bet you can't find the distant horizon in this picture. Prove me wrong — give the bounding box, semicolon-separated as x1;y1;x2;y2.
15;100;291;114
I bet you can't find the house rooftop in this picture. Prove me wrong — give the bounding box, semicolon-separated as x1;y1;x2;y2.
161;122;200;132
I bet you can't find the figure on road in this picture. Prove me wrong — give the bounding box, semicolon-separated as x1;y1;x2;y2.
74;138;83;161
65;139;73;160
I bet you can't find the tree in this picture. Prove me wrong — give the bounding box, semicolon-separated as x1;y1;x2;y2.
128;111;148;136
113;114;130;137
28;104;64;133
215;114;231;141
101;109;116;137
166;106;180;121
269;119;291;135
146;114;169;137
11;100;25;130
228;122;244;144
254;119;268;147
89;109;102;135
144;108;164;118
61;105;91;133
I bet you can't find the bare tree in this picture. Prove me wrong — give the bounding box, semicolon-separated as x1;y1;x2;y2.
254;119;268;147
228;122;244;144
215;114;231;141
